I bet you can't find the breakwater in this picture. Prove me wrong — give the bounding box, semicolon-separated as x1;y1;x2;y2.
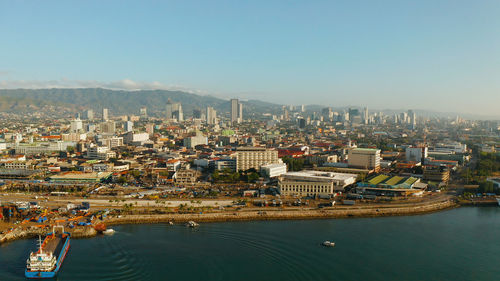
0;226;96;244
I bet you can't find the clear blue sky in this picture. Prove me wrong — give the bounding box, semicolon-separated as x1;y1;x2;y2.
1;0;499;116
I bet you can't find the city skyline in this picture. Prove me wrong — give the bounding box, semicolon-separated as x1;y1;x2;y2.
1;0;500;117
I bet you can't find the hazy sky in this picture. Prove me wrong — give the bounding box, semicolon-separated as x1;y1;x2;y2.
1;0;499;116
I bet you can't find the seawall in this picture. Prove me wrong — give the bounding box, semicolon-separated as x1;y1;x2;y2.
106;199;458;225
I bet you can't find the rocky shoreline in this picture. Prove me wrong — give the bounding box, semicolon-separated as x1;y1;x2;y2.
0;225;97;244
0;198;458;245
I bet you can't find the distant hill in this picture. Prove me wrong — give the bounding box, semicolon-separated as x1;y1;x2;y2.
1;88;495;120
0;88;283;117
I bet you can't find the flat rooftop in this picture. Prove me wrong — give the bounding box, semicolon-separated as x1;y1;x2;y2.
282;171;357;181
50;172;112;180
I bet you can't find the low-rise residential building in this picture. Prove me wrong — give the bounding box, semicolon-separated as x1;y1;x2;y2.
49;171;113;183
423;166;450;183
87;146;116;160
183;133;208;149
174;169;202;184
3;160;33;170
15;141;73;155
215;158;237;171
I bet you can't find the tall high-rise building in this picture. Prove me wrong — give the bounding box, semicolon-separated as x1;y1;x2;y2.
125;121;134;132
283;106;289;121
70;118;83;133
238;103;243;123
101;121;116;134
102;108;109;121
400;112;408;124
300;105;305;112
231;99;239;123
140;107;147;119
145;123;154;136
230;99;243;123
322;107;333;120
206;106;217;125
166;99;173;119
175;104;184;122
363;107;369;125
83;109;94;120
408;110;416;130
166;99;183;121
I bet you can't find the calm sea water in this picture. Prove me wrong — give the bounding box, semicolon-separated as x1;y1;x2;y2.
1;207;500;281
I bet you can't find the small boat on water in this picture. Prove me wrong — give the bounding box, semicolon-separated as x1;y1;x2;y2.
186;221;199;227
496;197;500;206
322;241;335;247
25;226;71;279
103;228;115;235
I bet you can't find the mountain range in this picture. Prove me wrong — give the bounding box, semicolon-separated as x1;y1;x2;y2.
0;88;282;118
0;88;497;120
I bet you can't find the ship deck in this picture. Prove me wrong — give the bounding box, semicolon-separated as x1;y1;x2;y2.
43;236;64;257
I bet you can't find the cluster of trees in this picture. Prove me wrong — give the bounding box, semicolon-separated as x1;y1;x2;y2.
211;168;260;183
282;156;304;171
212;168;240;183
461;152;500;194
476;152;500;177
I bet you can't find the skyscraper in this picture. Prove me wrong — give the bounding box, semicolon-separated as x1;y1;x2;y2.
83;109;94;120
125;121;134;132
166;99;183;122
283;106;289;121
206;106;217;124
231;99;243;123
231;99;239;123
70;118;83;133
102;108;109;121
408;110;416;130
363;107;369;125
166;99;173;119
175;104;184;122
238;103;243;123
140;107;147;119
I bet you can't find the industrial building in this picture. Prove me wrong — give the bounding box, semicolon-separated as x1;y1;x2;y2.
357;174;428;196
279;171;357;197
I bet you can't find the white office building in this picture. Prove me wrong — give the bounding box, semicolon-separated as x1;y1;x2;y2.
279;171;357;196
261;163;287;178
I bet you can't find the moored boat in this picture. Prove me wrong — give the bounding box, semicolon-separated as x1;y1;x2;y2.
25;226;71;279
322;241;335;247
186;221;199;227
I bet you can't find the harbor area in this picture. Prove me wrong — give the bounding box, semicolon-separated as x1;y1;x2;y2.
0;191;460;244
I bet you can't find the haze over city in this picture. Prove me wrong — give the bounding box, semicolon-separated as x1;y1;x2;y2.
1;0;500;117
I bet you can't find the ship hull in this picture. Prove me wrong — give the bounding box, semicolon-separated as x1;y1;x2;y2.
25;232;71;279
